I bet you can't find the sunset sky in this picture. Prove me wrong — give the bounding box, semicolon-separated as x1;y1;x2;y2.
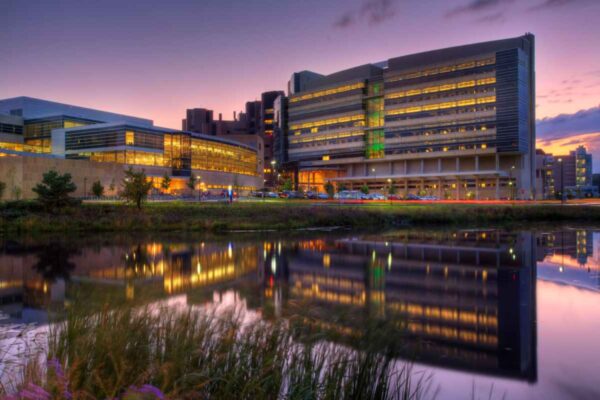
1;0;599;167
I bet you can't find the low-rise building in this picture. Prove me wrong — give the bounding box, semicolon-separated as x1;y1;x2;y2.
0;97;262;199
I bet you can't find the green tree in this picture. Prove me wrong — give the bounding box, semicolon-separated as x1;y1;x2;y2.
324;181;335;199
187;174;196;191
360;184;369;195
161;173;172;192
121;168;153;209
0;181;5;200
282;178;293;191
32;170;78;211
92;180;104;197
387;181;396;195
337;182;348;193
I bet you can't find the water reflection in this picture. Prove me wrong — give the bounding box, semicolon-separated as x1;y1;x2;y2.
2;228;600;394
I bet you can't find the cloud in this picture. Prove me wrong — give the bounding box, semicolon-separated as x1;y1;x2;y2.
333;12;355;28
529;0;586;11
537;105;600;140
333;0;398;29
474;11;505;22
445;0;513;18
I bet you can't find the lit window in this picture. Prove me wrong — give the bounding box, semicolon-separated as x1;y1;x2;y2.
322;155;330;161
125;131;135;146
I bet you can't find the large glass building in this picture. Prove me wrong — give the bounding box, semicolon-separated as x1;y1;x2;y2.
285;34;536;199
0;97;262;197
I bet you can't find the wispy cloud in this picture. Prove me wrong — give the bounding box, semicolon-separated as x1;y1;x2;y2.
474;11;505;22
445;0;513;18
333;0;398;29
537;105;600;139
529;0;591;12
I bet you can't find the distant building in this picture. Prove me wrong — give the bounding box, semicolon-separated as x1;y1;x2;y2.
261;91;285;186
535;149;555;199
551;145;596;198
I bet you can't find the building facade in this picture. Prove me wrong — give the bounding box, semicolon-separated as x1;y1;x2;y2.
284;34;536;199
551;145;596;198
0;97;262;199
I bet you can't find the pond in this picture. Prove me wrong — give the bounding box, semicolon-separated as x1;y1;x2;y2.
1;228;600;399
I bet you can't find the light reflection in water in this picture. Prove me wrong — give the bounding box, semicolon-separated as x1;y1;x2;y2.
1;229;600;399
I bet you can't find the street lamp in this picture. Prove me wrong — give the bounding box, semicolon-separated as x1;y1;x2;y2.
371;167;376;191
558;158;564;204
508;165;515;201
196;175;202;202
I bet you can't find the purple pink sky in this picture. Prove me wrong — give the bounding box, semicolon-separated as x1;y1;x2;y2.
1;0;599;167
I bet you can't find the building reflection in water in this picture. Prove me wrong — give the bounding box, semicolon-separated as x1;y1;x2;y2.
261;230;537;382
0;229;562;383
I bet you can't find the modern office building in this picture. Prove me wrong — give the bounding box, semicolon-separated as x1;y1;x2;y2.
551;145;596;198
260;91;285;186
0;97;262;199
284;34;536;199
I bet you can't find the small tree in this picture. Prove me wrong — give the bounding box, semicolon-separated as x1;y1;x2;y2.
360;184;369;195
282;178;293;191
109;179;116;193
121;168;153;209
91;180;104;197
337;182;348;193
324;181;335;199
388;181;396;195
32;170;78;211
187;174;196;191
161;173;171;193
0;181;5;201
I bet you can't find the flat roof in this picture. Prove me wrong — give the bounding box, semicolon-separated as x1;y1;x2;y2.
62;122;258;152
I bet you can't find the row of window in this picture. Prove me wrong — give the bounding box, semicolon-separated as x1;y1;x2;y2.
289;113;364;131
386;105;497;123
386;96;496;116
0;123;23;135
386;86;496;107
386;57;496;82
385;77;496;100
289;82;365;103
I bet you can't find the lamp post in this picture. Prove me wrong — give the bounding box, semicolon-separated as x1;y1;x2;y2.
508;165;515;201
387;178;392;205
271;160;277;189
196;175;202;202
371;167;376;192
558;158;564;204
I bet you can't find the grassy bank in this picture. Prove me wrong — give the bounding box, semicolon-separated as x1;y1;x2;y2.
2;200;600;233
2;304;430;400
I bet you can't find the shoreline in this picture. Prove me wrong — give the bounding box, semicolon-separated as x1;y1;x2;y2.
2;200;600;234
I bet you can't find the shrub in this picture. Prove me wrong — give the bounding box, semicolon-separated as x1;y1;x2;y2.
121;168;153;209
360;184;370;195
324;181;335;199
0;180;5;200
388;181;397;195
337;182;348;193
32;170;78;211
92;180;104;197
160;173;171;192
282;178;293;191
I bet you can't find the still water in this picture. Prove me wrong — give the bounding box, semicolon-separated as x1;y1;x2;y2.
1;228;600;400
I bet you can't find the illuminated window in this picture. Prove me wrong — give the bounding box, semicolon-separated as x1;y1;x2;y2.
125;131;135;146
322;155;330;161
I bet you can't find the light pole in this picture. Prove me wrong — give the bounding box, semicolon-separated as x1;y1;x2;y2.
371;167;376;192
196;175;202;202
508;165;515;201
271;160;277;189
558;158;564;204
387;178;392;204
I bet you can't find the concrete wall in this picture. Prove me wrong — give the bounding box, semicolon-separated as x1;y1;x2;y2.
0;155;263;200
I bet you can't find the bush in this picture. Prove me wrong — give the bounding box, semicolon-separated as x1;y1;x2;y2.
121;168;153;209
32;170;78;211
160;173;171;192
0;180;5;200
360;184;370;195
324;181;335;199
92;180;104;197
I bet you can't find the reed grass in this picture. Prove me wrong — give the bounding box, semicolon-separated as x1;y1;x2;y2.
2;303;434;400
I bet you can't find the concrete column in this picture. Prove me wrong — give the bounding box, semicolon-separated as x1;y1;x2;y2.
495;153;500;171
438;158;442;173
456;157;460;172
404;160;408;175
389;161;393;175
495;176;500;199
475;178;480;200
438;179;443;199
404;180;408;197
420;159;424;174
456;179;460;200
475;156;479;171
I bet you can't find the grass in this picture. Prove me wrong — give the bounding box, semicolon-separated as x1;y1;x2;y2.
1;301;434;400
2;199;600;233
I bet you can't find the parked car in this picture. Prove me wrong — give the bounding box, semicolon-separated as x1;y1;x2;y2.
334;190;362;200
406;193;420;200
387;194;401;200
317;192;329;200
306;191;318;199
369;193;386;200
266;191;278;198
